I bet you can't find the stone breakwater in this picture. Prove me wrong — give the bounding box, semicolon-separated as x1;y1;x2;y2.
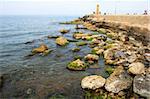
81;15;150;45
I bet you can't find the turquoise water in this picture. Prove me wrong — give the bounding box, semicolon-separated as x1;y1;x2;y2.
0;16;109;98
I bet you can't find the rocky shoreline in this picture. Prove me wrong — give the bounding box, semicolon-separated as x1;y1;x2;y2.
61;16;150;98
78;16;150;99
0;15;150;98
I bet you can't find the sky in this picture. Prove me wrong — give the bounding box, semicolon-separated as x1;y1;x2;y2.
0;0;149;16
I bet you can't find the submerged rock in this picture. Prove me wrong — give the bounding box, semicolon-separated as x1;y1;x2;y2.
59;29;70;34
71;47;80;52
105;66;132;93
128;62;145;75
81;75;106;90
67;59;87;71
55;36;69;46
32;44;48;53
42;49;53;56
76;41;87;46
133;69;150;98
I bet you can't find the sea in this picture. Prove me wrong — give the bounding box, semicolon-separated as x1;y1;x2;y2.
0;15;109;98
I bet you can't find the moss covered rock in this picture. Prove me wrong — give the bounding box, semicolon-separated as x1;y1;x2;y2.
76;41;87;46
67;59;87;71
71;47;81;52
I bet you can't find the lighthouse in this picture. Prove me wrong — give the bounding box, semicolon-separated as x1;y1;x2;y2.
96;4;100;16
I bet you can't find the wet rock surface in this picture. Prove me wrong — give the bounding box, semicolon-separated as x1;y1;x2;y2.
32;44;48;53
55;36;69;46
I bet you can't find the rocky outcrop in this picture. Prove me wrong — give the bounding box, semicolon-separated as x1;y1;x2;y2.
32;44;48;53
81;75;106;90
55;36;69;46
128;62;145;75
67;59;87;71
105;66;133;93
133;68;150;98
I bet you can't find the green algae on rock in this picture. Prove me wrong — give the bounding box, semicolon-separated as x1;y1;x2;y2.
105;67;115;75
76;41;87;46
71;47;81;52
67;59;87;71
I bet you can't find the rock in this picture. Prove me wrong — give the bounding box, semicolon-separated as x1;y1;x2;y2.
72;47;80;52
91;47;104;55
73;33;89;39
76;41;87;46
84;54;99;62
95;49;104;55
42;49;53;56
47;35;60;39
105;66;133;93
59;29;70;34
114;51;125;59
26;88;33;95
81;75;106;90
67;59;87;71
98;28;107;33
32;44;48;53
133;70;150;98
55;36;69;46
128;62;145;75
144;53;150;62
103;49;114;60
127;53;137;63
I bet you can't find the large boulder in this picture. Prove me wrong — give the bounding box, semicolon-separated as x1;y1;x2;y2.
67;59;87;71
32;44;48;53
133;68;150;98
55;36;69;46
81;75;106;90
128;62;145;75
105;66;133;93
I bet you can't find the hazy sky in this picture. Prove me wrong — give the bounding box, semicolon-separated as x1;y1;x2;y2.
0;0;149;16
